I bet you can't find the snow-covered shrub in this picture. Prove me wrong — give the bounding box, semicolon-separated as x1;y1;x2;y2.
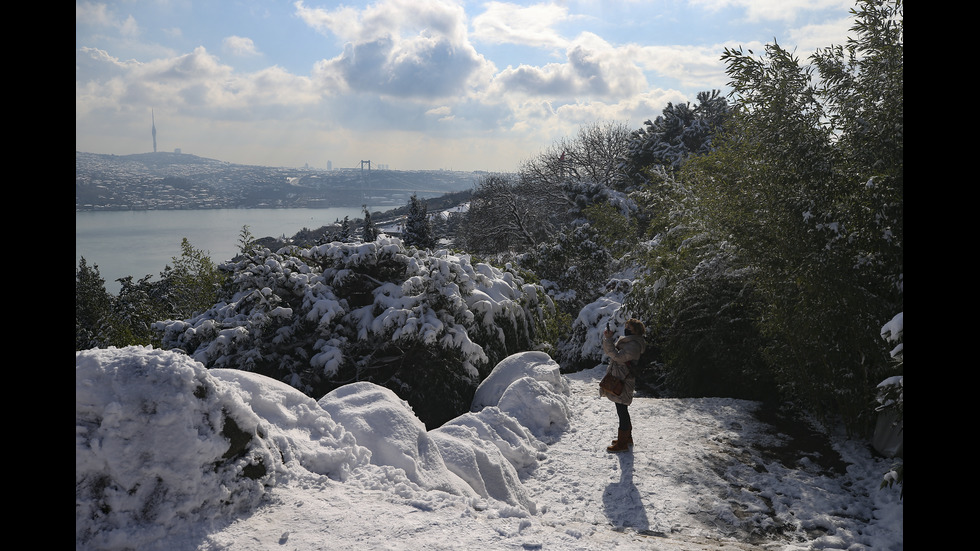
76;347;379;550
155;238;553;428
877;312;903;495
75;347;285;548
622;90;731;175
520;223;615;317
554;279;632;372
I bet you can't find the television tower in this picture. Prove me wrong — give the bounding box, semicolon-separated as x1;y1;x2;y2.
151;109;157;153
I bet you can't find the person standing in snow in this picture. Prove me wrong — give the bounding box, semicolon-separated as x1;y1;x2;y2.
600;318;646;453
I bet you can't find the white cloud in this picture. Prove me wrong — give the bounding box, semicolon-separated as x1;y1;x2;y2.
223;36;260;57
300;0;493;99
426;105;454;121
76;1;115;27
690;0;854;22
485;33;648;102
295;0;468;44
471;2;572;50
627;43;740;90
76;1;141;37
786;16;855;55
76;45;319;124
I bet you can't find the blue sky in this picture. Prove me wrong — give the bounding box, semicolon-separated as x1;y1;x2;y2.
76;0;857;172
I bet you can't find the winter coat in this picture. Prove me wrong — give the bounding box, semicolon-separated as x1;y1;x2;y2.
600;334;646;406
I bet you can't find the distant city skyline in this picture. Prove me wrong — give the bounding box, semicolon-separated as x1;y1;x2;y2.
77;0;858;172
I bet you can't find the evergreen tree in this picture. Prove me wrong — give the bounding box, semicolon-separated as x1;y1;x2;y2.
624;90;732;177
157;238;228;318
403;194;436;249
76;240;229;350
112;274;167;346
238;225;257;254
76;257;114;350
361;207;379;242
340;216;352;241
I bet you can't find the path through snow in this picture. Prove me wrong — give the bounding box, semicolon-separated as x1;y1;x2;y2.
525;366;818;549
196;364;899;550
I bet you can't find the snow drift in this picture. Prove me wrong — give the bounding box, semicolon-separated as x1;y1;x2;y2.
75;346;569;550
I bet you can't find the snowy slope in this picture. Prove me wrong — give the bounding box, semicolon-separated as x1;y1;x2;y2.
76;347;902;550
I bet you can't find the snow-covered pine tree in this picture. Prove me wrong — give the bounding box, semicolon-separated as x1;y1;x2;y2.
361;207;378;242
403;194;436;249
340;216;352;241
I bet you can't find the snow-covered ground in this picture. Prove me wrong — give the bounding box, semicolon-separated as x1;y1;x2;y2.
76;347;902;550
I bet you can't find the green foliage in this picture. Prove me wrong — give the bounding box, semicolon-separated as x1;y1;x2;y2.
75;240;229;350
75;257;114;350
624;173;773;400
619;0;902;433
520;223;614;317
361;206;379;242
340;216;352;241
112;274;170;346
640;0;903;430
403;194;436;249
158;238;228;318
582;202;638;259
624;90;732;176
238;225;257;254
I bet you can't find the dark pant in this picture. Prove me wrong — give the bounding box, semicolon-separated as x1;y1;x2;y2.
616;402;632;432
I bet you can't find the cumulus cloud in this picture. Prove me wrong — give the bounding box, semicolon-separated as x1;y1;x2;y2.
295;0;468;44
486;33;646;101
77;1;140;38
76;45;318;120
627;43;735;90
223;36;260;57
471;2;572;50
299;0;493;99
76;46;131;81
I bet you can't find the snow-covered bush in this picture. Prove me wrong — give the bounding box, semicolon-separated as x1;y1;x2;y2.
75;347;289;548
622;90;731;175
877;312;903;495
520;223;615;318
554;279;633;372
877;312;903;417
155;237;554;428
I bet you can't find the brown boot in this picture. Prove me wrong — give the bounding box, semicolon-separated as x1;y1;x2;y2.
607;430;632;453
609;431;634;447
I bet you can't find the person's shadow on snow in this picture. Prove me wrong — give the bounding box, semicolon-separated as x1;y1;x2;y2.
602;452;650;533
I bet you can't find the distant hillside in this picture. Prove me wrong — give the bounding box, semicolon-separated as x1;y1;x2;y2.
76;151;492;211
